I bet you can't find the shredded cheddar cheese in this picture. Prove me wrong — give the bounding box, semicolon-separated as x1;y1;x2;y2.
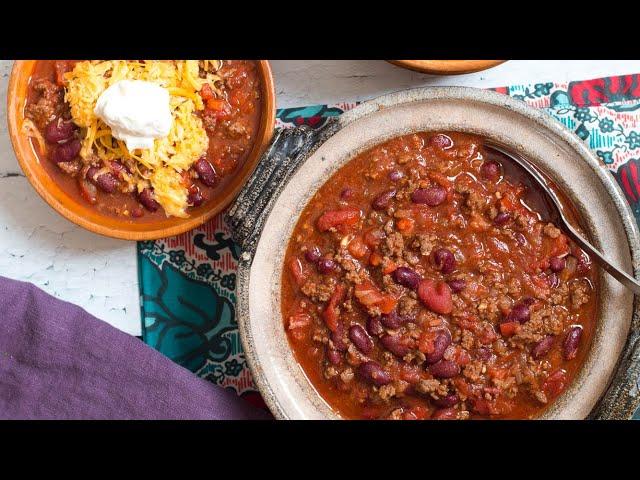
63;60;221;218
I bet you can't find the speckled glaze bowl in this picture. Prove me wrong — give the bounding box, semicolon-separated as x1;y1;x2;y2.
226;86;640;420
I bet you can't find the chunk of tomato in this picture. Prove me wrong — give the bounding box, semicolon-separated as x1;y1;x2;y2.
323;284;346;332
317;208;361;232
417;279;453;315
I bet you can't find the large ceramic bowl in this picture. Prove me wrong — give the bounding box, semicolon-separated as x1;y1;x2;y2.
228;86;640;420
6;60;276;241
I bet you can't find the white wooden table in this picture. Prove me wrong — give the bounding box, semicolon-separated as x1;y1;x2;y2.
3;60;640;336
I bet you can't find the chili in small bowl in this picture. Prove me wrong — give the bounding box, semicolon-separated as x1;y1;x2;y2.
7;60;276;240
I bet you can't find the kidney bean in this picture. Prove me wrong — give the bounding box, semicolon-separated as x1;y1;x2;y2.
431;407;458;420
358;361;392;386
138;188;160;212
317;257;337;274
481;160;501;180
447;278;466;293
476;346;493;361
505;302;530;324
109;160;129;177
432;393;459;408
327;348;342;365
340;187;354;199
131;206;144;218
515;232;527;246
77;177;97;205
304;246;322;263
349;324;374;354
411;186;447;206
429;359;460;379
563;326;582;360
549;256;566;272
393;266;421;290
372;189;397;210
50;138;81;163
388;170;404;182
380;334;411;357
97;173;119;193
194;157;218;187
532;335;554;359
432;248;456;274
429;133;453;150
44;119;76;143
424;331;452;365
380;310;406;329
87;167;118;194
367;316;384;336
85;166;99;181
331;323;347;352
187;185;206;207
493;212;511;226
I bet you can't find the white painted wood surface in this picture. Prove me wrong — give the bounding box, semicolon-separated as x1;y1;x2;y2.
2;60;640;336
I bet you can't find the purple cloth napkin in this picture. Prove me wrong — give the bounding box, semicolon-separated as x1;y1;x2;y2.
0;276;271;420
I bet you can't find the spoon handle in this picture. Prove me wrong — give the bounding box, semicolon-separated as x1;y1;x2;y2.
562;221;640;295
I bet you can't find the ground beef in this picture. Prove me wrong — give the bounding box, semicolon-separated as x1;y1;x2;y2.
464;190;488;213
412;234;437;256
388;408;404;420
513;306;566;344
340;368;354;383
57;160;81;176
543;223;562;238
461;329;475;350
378;384;396;401
202;112;217;133
25;79;65;129
226;121;249;139
398;295;419;317
549;282;570;306
416;378;449;397
324;366;339;379
382;232;405;258
403;250;421;265
301;277;336;302
569;279;591;310
463;361;484;383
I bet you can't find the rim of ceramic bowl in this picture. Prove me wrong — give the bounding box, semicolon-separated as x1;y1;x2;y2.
237;86;640;420
388;60;506;75
6;60;276;241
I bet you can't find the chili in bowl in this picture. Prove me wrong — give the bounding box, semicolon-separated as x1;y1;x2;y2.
282;131;597;420
7;60;275;240
234;87;639;420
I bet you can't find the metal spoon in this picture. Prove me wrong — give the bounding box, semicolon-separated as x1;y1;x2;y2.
484;142;640;295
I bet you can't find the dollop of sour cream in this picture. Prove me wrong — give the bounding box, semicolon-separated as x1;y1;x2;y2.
94;79;173;151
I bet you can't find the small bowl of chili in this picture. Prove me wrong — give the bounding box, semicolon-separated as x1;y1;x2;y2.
230;86;640;420
7;60;276;240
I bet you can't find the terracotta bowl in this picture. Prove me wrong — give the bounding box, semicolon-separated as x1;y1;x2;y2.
229;86;640;419
388;60;506;75
6;60;276;241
